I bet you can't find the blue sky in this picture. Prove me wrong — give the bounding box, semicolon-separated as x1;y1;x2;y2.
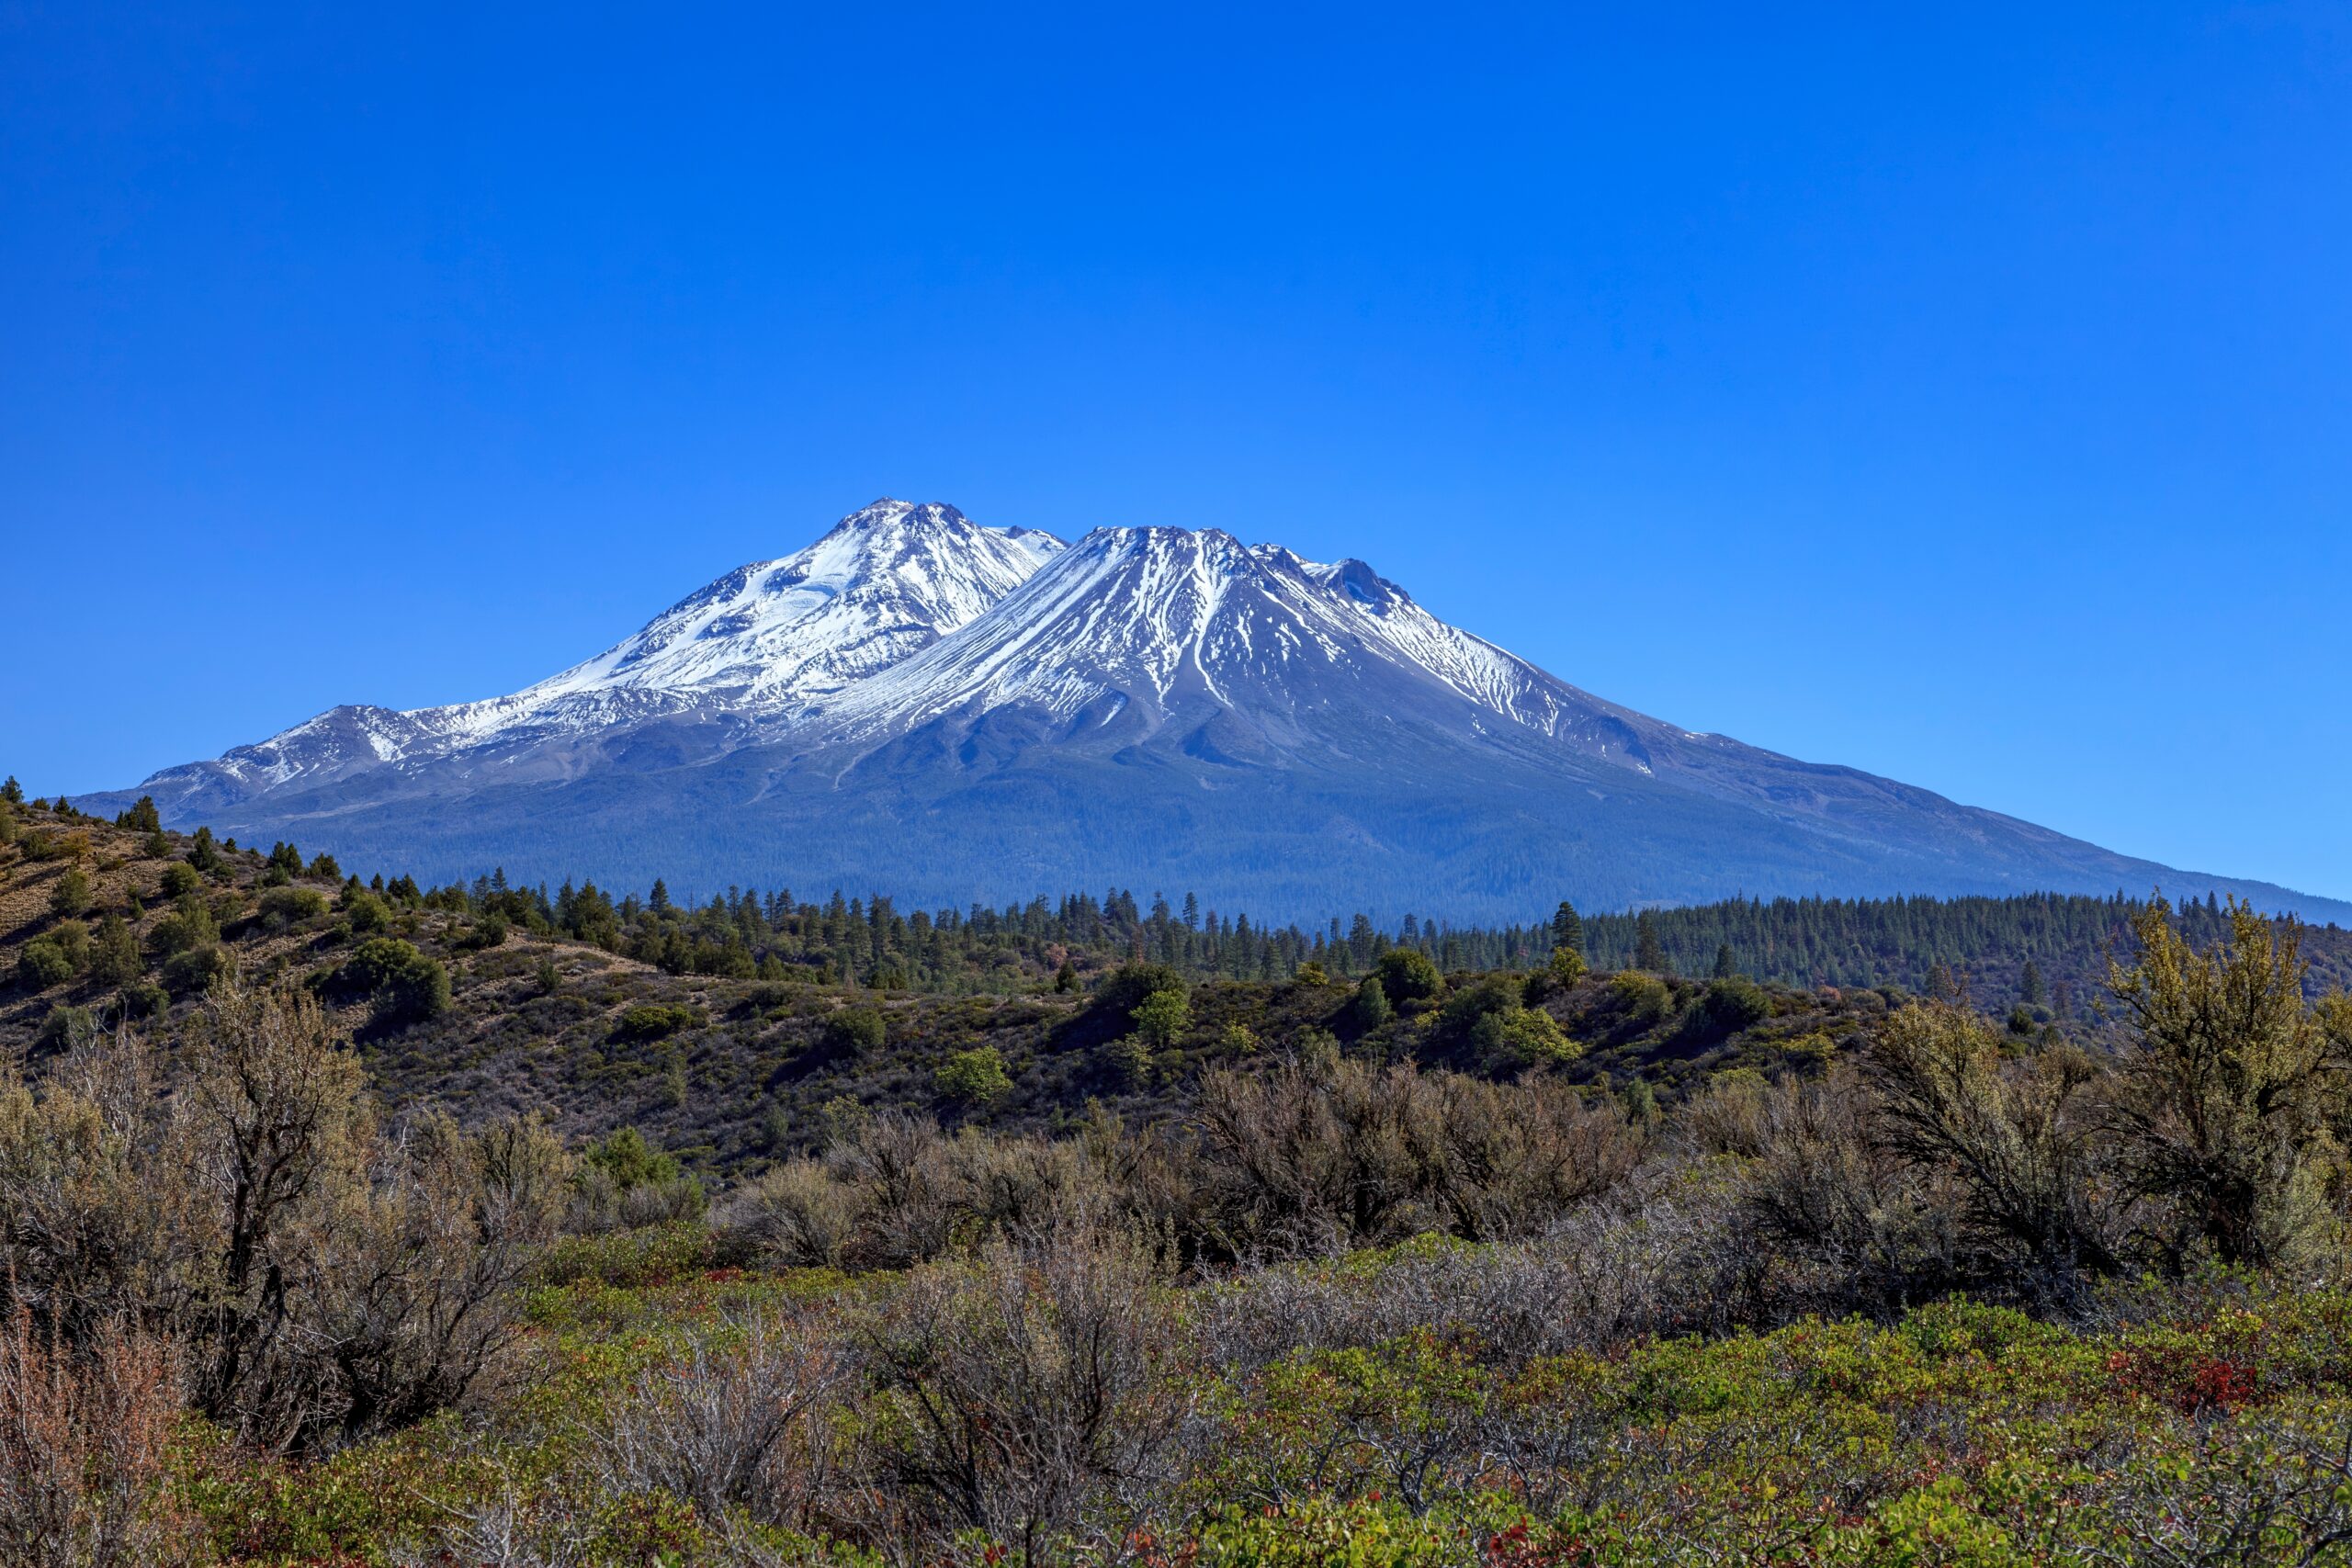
4;3;2347;900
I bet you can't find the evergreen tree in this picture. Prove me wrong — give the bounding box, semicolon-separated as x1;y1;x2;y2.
1549;900;1585;958
0;776;20;806
1635;910;1666;973
2020;959;2046;1007
1713;942;1736;979
649;878;673;914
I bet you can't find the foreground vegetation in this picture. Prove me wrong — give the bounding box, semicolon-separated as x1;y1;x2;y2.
6;783;2352;1562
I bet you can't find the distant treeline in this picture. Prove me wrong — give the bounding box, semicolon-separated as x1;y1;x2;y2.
24;782;2345;1004
400;857;2352;1005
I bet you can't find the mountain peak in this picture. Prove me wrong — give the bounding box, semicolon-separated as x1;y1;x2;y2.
100;497;2352;927
831;498;976;535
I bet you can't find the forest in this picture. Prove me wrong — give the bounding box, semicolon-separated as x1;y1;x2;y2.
4;781;2352;1565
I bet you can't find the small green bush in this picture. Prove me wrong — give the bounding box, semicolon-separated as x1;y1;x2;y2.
162;942;232;995
934;1045;1013;1106
1375;947;1443;1004
822;1005;887;1055
257;886;329;928
17;939;74;990
49;867;93;918
614;1003;702;1043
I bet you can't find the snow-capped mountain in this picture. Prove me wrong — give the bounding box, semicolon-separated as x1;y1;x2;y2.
97;500;2352;924
128;501;1064;818
812;526;1583;745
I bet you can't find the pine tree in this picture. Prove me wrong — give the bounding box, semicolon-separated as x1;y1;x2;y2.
1635;910;1666;973
649;878;673;914
1550;900;1585;958
1713;942;1736;979
2020;959;2046;1007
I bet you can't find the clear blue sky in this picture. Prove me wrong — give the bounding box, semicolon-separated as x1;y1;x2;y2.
4;3;2346;900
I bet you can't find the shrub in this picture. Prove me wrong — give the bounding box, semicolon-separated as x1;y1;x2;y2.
160;943;232;996
47;869;92;919
85;916;140;989
1091;963;1187;1021
327;938;450;1026
2107;898;2340;1269
147;897;218;958
1130;987;1190;1051
613;1003;701;1043
1864;1003;2121;1298
32;1007;94;1054
15;941;74;992
1439;976;1521;1043
1695;976;1772;1037
590;1308;847;1529
823;1005;887;1056
1374;947;1442;1004
1606;970;1673;1027
1489;1005;1579;1067
0;1309;188;1567
722;1160;870;1268
155;863;200;899
1347;975;1394;1032
860;1216;1185;1561
341;890;391;934
255;886;328;931
936;1045;1013;1107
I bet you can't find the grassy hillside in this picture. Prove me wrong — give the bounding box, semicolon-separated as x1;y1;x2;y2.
1;796;1896;1177
8;789;2348;1183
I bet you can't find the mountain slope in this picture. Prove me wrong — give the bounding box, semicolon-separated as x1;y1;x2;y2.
127;501;1062;819
91;501;2352;925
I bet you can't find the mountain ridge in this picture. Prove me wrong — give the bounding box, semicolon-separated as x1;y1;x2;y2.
87;499;2352;926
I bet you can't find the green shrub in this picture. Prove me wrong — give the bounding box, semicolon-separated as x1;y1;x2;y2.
32;1004;94;1051
48;867;93;918
328;937;450;1025
1490;1005;1578;1066
934;1045;1013;1106
157;862;201;898
257;886;329;929
342;889;392;933
1131;987;1191;1050
88;912;141;987
1374;947;1443;1004
1691;976;1772;1040
1607;969;1673;1026
149;898;220;958
17;939;74;990
583;1126;683;1189
1091;962;1187;1021
822;1005;887;1055
162;942;233;994
532;1221;714;1289
614;1003;702;1043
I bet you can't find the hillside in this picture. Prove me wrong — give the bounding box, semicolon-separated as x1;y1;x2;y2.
10;789;2350;1183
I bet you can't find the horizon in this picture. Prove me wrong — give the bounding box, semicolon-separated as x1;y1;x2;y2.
6;4;2347;901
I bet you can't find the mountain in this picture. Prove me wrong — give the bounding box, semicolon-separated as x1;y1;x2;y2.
126;501;1064;819
90;500;2352;925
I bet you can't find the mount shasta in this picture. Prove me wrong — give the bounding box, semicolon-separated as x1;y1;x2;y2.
97;500;2350;924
